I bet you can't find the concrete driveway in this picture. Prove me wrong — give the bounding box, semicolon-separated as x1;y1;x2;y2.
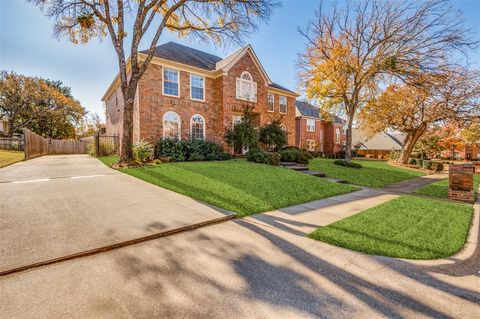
0;155;233;273
1;213;478;318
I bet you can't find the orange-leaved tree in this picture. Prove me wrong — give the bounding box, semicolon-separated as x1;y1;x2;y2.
298;0;477;162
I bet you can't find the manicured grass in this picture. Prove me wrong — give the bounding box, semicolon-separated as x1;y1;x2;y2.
0;150;24;168
99;157;358;216
97;155;119;166
309;158;425;188
309;195;473;259
415;175;480;199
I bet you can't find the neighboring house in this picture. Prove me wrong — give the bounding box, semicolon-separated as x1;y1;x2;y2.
441;142;480;160
295;101;346;155
102;42;298;152
352;128;405;158
0;118;9;137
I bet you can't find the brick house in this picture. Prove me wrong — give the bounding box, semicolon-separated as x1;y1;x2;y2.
295;101;346;155
102;42;298;152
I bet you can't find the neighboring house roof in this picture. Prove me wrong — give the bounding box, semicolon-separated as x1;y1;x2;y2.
141;42;222;71
352;128;404;151
103;42;296;101
295;101;321;118
295;101;345;124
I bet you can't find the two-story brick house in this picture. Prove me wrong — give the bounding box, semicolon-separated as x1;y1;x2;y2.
295;101;346;156
102;42;298;152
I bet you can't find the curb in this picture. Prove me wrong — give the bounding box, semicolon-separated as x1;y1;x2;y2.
0;214;235;277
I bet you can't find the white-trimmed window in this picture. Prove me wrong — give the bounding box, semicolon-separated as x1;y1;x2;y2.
267;92;274;112
335;128;341;143
279;96;287;114
190;114;205;140
306;119;315;132
163;111;181;140
163;68;179;97
280;123;287;132
232;115;243;127
236;71;257;101
190;74;204;101
307;139;316;151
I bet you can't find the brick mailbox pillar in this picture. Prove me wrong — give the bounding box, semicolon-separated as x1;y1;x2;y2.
448;164;475;203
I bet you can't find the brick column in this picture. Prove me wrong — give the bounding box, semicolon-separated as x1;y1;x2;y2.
448;164;475;203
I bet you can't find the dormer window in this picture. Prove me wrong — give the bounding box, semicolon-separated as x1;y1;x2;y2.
236;71;257;102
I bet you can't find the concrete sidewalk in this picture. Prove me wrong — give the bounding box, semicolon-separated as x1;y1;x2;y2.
0;155;233;274
247;174;446;236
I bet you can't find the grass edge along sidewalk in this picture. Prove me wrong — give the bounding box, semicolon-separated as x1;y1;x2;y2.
415;175;479;199
309;158;426;188
309;195;473;260
97;156;359;217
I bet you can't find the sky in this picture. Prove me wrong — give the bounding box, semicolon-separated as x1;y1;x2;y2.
1;0;479;121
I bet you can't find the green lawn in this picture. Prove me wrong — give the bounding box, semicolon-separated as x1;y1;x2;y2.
0;150;24;168
415;175;480;199
98;156;358;216
309;195;473;259
97;155;119;167
309;158;425;188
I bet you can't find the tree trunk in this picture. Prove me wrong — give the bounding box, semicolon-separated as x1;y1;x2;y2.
7;120;15;138
344;113;354;163
120;88;136;162
400;131;423;164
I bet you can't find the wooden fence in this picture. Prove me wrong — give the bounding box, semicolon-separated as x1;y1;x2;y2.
23;128;88;160
0;137;24;151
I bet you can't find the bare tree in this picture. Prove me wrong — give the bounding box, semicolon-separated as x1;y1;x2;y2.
298;0;477;162
32;0;278;162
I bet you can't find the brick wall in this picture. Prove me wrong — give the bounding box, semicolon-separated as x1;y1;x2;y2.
448;164;475;203
295;118;324;152
323;122;345;156
105;50;297;151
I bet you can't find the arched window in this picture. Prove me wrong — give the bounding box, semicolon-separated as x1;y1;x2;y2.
236;71;257;101
335;128;341;143
280;123;287;132
190;114;205;140
163;111;181;140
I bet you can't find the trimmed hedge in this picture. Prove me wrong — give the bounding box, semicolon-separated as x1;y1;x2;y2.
422;160;434;170
279;148;314;164
246;148;280;166
154;139;231;162
333;160;363;169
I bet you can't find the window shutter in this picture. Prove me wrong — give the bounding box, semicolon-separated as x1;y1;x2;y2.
236;78;240;99
252;82;257;102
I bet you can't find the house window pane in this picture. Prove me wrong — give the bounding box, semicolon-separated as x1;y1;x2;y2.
236;71;257;101
190;75;204;100
279;96;287;113
306;119;315;132
191;114;205;140
307;139;316;151
335;128;341;143
163;68;179;96
267;93;274;112
163;111;181;140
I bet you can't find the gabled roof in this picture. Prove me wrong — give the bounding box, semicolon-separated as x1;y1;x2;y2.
141;42;222;71
352;128;404;151
295;101;321;118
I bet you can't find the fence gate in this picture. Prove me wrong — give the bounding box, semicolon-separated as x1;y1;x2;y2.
23;128;88;160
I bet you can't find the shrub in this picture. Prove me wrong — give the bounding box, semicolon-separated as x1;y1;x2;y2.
259;120;287;151
279;148;314;164
408;157;417;165
333;160;363;169
432;162;444;172
246;148;280;166
415;158;424;167
132;140;154;163
422;160;433;170
388;150;401;162
154;139;230;162
224;106;258;153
